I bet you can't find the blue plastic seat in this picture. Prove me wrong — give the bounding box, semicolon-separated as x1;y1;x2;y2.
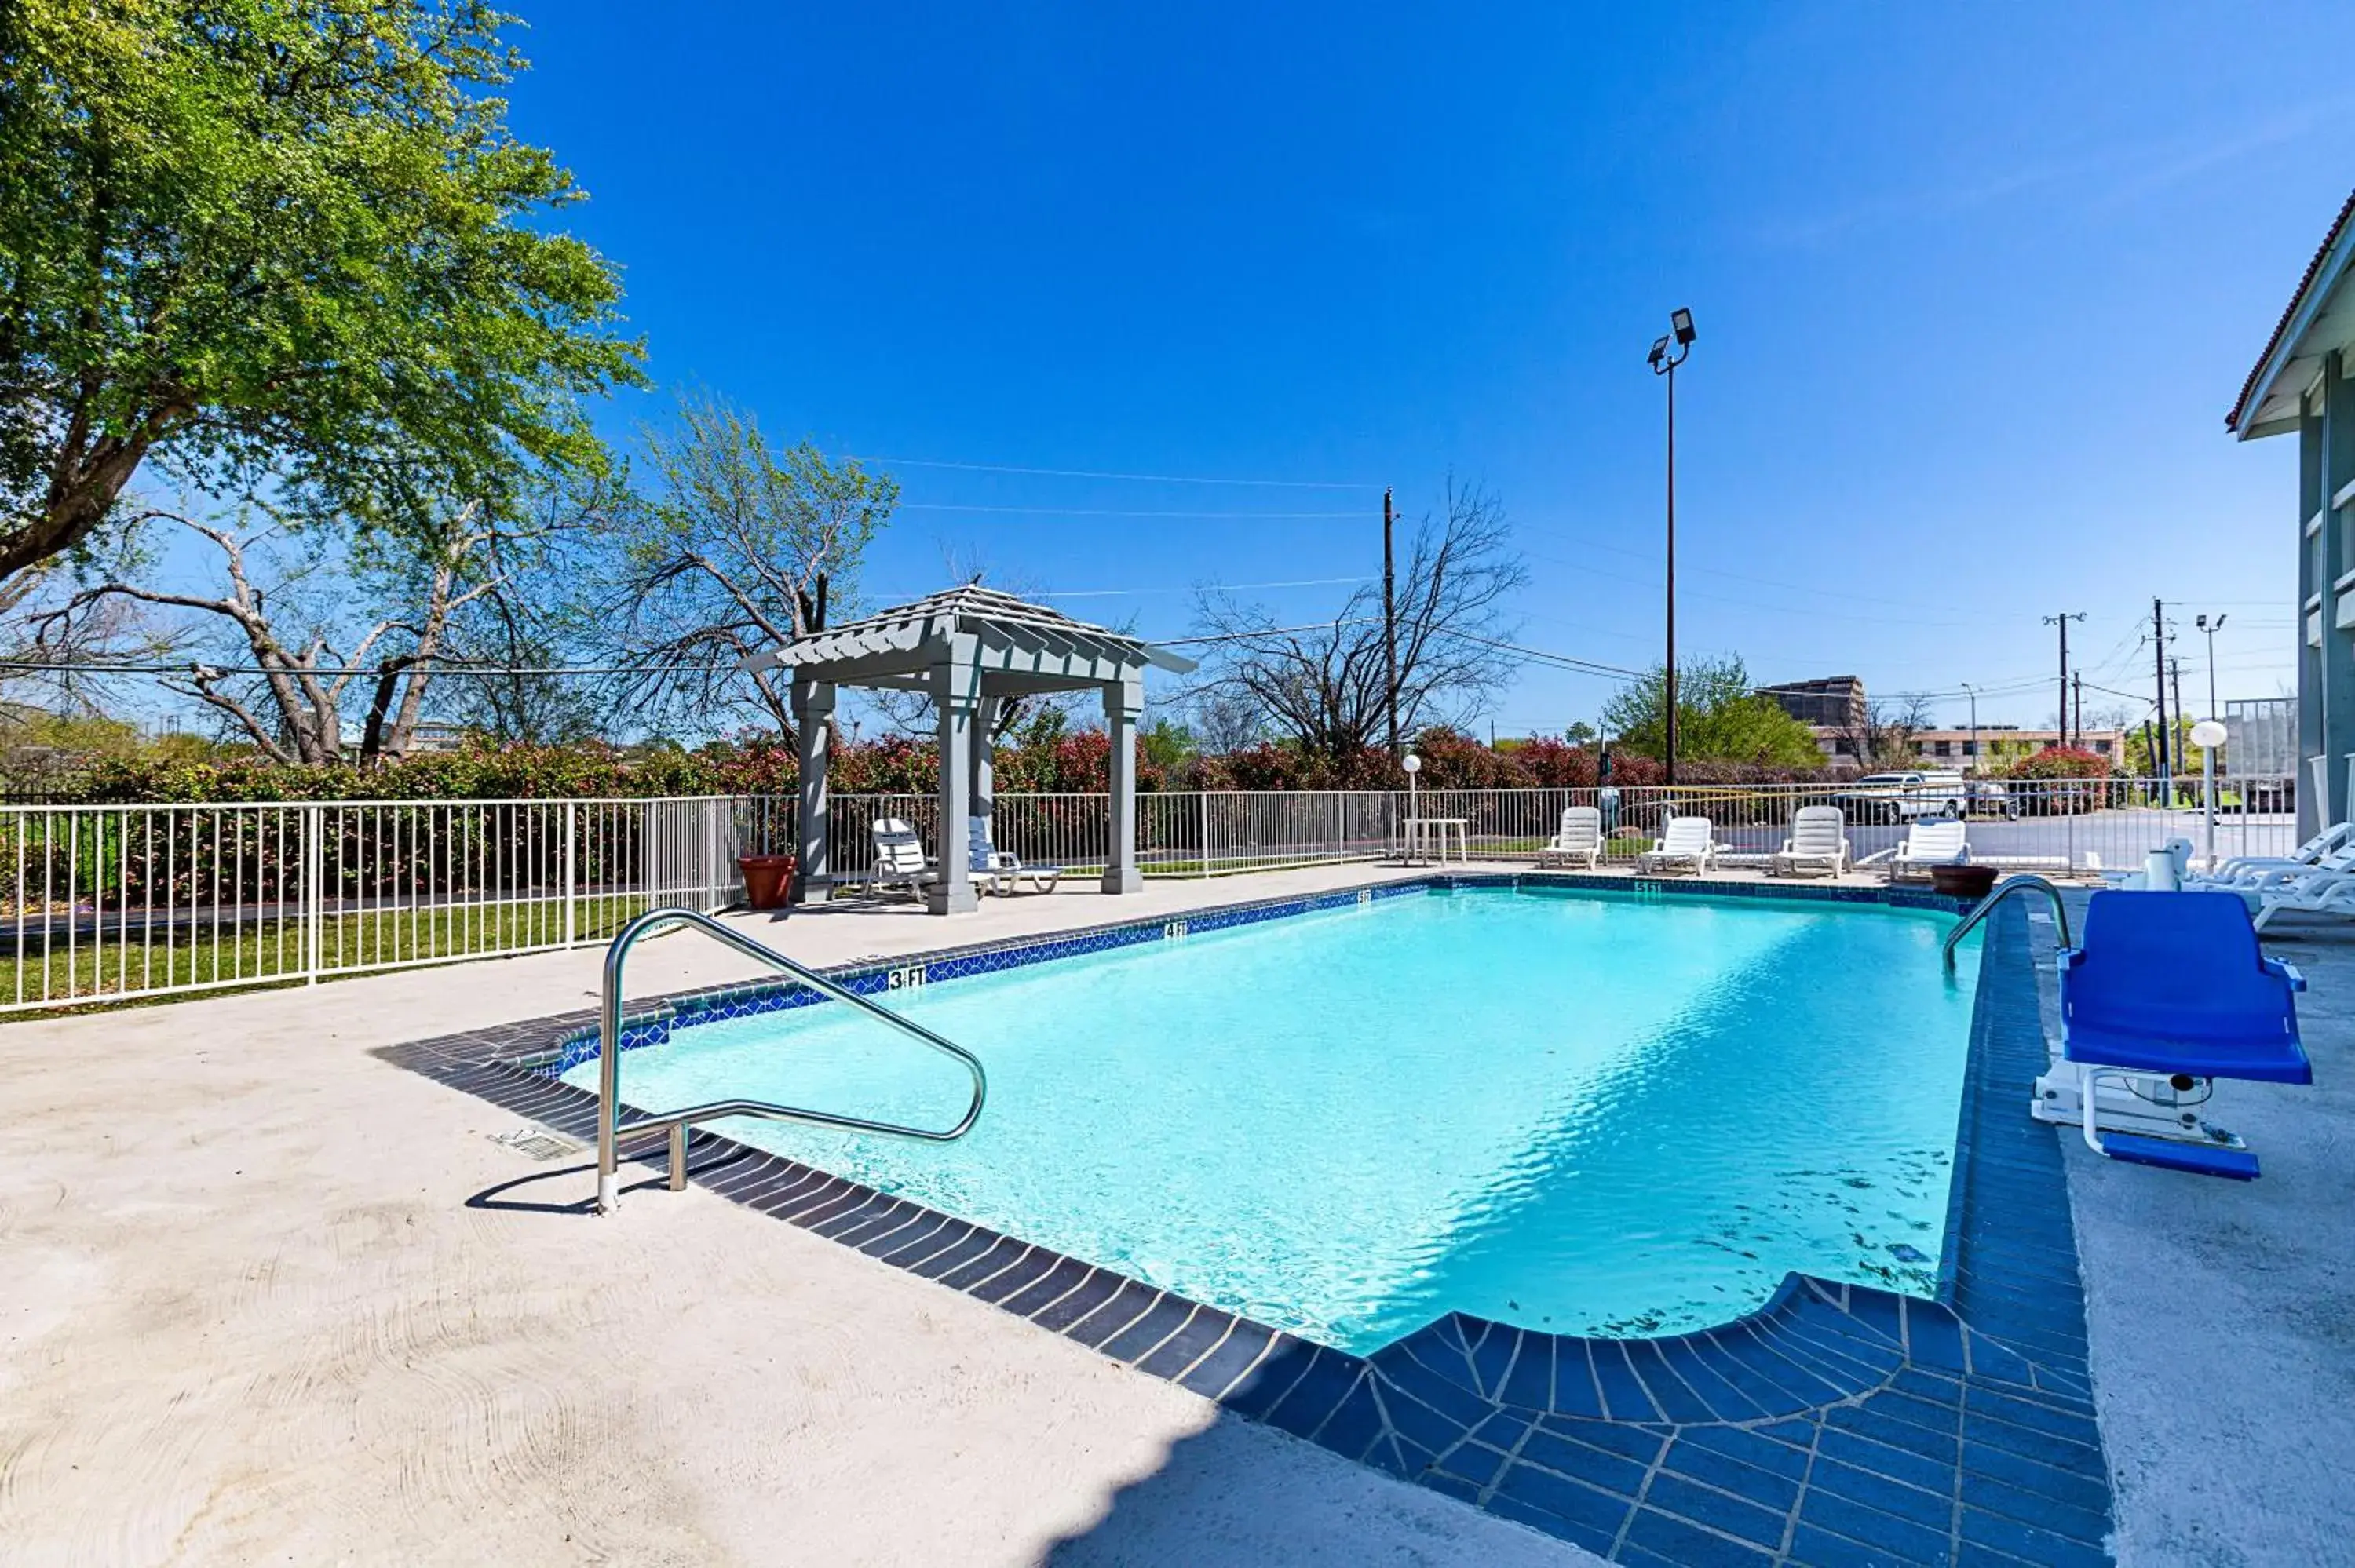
2061;891;2311;1085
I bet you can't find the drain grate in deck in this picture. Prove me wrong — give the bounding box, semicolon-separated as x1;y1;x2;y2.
491;1128;581;1161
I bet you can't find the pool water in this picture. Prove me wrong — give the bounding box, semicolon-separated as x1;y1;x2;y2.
570;886;1980;1353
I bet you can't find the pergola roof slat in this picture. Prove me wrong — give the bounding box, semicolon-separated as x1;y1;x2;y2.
740;585;1195;679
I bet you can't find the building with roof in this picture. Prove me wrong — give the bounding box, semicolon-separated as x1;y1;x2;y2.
1758;676;1868;728
2227;187;2355;836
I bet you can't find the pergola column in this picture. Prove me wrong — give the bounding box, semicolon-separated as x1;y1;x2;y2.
929;647;980;914
790;676;834;904
969;694;1001;837
1102;676;1143;893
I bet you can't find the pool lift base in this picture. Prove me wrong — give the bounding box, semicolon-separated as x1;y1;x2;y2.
2030;1063;2253;1172
2031;1063;2236;1143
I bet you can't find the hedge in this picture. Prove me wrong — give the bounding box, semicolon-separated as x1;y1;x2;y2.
10;728;1846;805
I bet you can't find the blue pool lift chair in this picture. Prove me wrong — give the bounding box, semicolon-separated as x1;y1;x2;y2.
2037;890;2312;1180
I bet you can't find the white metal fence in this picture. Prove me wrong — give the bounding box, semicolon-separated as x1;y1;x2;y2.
0;777;2296;1014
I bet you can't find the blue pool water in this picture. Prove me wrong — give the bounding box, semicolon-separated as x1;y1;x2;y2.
569;886;1980;1352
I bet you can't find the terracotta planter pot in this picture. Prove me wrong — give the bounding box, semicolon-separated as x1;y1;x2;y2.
1931;862;2000;902
737;854;797;911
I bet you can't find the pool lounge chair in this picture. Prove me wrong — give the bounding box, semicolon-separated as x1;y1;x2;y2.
1770;806;1850;878
2253;865;2355;930
1534;806;1605;870
2196;821;2354;887
2032;890;2310;1179
1862;819;1970;882
1637;815;1715;876
2195;834;2355;895
868;818;934;899
969;820;1061;895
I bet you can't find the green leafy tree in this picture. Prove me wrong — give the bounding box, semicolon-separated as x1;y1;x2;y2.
0;0;645;585
1601;655;1825;768
608;395;896;738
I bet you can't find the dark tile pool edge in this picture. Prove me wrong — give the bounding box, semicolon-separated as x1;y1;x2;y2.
384;879;2112;1566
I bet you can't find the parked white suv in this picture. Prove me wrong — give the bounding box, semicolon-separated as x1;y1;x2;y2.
1834;771;1970;823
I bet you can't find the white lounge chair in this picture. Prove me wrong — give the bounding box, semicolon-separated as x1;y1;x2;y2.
869;817;934;898
969;820;1061;895
1770;806;1851;878
2192;826;2355;891
1865;819;1970;882
2254;864;2355;929
1534;806;1605;870
1637;815;1716;876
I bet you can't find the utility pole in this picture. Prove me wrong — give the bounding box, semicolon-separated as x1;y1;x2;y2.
2151;597;2172;792
2043;611;2084;749
1382;487;1400;761
2171;657;2185;783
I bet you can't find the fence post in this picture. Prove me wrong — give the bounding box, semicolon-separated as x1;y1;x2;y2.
303;804;323;984
1198;790;1210;879
641;800;657;913
562;800;577;948
706;797;721;911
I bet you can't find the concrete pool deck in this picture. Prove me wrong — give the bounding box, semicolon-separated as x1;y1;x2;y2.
0;862;1595;1567
0;862;2343;1564
2053;895;2355;1566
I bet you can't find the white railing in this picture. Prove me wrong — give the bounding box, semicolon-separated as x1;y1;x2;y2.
0;777;2296;1013
0;797;754;1014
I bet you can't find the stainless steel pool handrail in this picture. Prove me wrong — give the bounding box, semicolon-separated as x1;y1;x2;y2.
1942;874;2072;972
594;906;986;1212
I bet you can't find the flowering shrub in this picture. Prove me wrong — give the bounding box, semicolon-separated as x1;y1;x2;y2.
2004;746;2110;780
24;724;1839;804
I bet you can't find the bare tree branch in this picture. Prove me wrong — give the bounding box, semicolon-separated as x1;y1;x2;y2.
1183;481;1526;757
603;395;894;741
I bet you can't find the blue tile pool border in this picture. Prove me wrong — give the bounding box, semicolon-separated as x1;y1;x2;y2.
384;874;2111;1566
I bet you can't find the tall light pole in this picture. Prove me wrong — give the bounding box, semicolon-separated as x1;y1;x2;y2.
2196;612;2227;720
1648;308;1696;785
1960;683;1979;775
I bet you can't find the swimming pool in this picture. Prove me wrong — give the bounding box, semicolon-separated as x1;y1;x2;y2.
565;883;1979;1353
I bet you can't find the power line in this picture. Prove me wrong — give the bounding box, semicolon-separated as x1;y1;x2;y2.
872;575;1374;601
849;455;1381;490
896;503;1364;519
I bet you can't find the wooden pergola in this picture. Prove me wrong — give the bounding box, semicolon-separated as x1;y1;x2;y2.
743;585;1196;913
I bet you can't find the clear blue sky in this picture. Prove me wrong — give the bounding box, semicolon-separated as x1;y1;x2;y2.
504;1;2355;737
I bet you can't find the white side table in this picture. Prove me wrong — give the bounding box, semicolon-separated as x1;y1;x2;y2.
1402;817;1470;866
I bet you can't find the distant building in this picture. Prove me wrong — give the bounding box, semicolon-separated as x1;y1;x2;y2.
405;722;470;754
1900;728;2124;770
2225;185;2355;836
1758;676;1867;728
1802;724;2123;771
